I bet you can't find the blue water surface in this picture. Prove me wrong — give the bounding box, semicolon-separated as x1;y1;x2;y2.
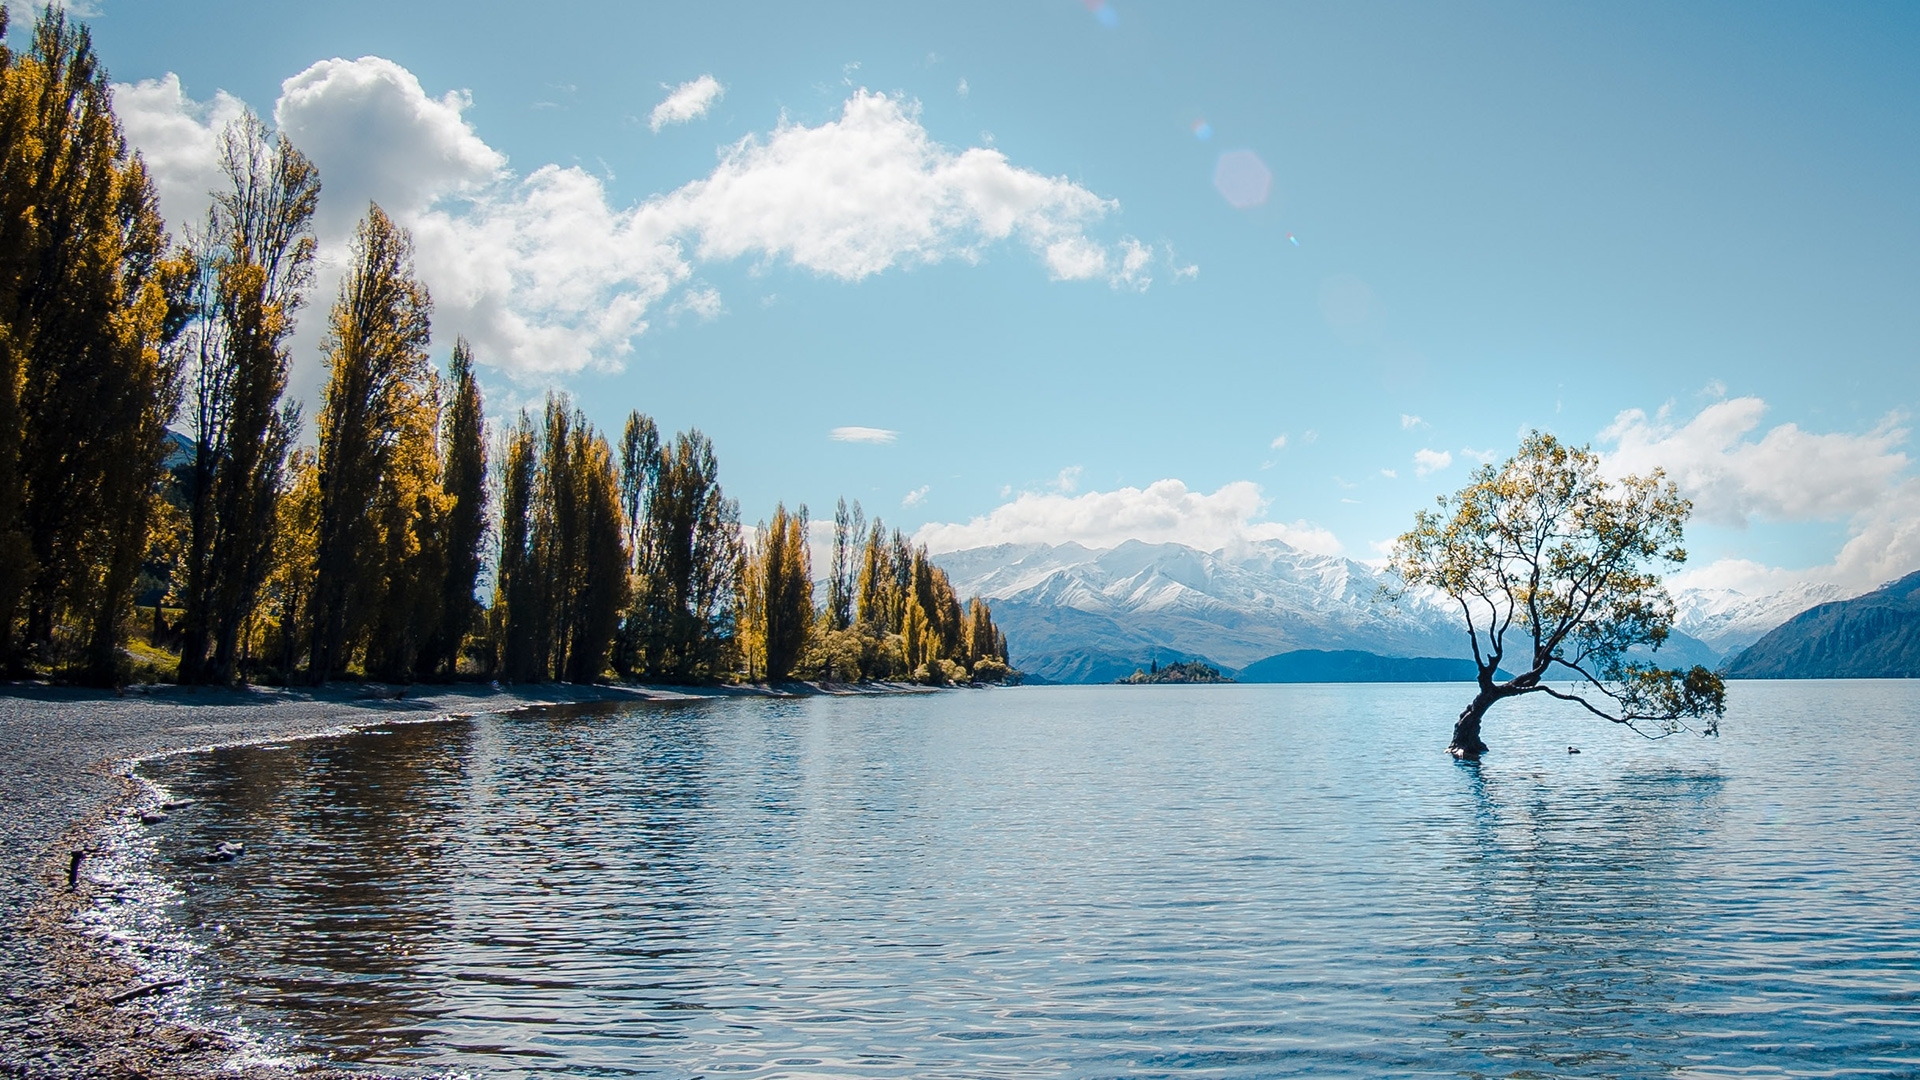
133;682;1920;1077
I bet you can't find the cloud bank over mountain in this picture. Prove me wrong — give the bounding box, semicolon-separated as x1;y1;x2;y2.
915;479;1343;557
1601;397;1918;598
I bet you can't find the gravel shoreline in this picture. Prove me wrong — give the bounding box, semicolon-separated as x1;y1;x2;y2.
0;679;849;1079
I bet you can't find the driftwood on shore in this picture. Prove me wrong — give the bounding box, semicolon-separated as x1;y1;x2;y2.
104;977;185;1006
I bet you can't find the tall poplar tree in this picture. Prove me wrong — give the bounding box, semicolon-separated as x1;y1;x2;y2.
424;338;486;676
494;412;540;681
827;498;862;633
632;430;739;681
363;365;448;681
757;502;812;681
176;112;319;684
0;8;189;679
612;410;660;677
310;203;431;681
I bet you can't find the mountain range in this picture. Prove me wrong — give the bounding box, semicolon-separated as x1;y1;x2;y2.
932;539;1817;684
1722;571;1920;678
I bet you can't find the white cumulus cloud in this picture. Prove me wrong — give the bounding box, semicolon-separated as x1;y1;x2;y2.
903;485;931;507
1600;398;1920;601
275;56;506;236
113;75;248;228
1600;397;1907;527
1672;477;1920;600
1413;448;1452;477
914;479;1343;556
830;426;897;444
649;75;724;132
117;66;1155;384
659;90;1129;283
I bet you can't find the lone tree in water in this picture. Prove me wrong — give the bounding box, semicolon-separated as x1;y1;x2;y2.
1389;431;1725;759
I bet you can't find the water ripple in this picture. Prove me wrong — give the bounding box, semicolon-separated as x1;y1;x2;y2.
123;682;1920;1077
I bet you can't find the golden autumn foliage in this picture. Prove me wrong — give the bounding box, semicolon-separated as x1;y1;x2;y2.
175;111;318;685
0;8;191;682
0;6;1014;687
1390;430;1725;758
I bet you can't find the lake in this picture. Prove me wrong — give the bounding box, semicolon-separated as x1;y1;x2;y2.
117;683;1920;1077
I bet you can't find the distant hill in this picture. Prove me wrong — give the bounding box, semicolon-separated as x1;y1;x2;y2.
1723;571;1920;678
1117;659;1231;684
1239;649;1499;683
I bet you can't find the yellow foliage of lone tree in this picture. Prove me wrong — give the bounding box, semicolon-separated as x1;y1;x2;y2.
1390;431;1726;759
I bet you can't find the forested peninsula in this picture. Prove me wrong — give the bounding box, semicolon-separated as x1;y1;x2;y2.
0;10;1012;690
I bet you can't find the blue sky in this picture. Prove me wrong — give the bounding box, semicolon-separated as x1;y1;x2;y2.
56;0;1920;594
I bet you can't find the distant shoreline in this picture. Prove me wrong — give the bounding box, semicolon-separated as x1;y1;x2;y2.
0;679;940;1078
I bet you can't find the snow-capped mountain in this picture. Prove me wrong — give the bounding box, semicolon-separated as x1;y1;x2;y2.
933;539;1466;683
1670;580;1849;655
934;538;1817;684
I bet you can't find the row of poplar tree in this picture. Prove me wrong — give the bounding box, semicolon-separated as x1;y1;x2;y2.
0;9;1011;687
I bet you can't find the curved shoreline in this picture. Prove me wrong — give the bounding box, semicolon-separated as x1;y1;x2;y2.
0;679;933;1078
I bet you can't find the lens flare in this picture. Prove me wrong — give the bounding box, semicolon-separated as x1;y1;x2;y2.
1083;0;1118;27
1288;233;1299;246
1213;149;1272;210
1191;119;1212;140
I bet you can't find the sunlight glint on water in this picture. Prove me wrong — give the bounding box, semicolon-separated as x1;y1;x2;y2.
133;683;1920;1077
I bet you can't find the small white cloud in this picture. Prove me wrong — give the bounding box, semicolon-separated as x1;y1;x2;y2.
1414;448;1452;477
830;426;898;444
1461;446;1497;466
1043;236;1109;281
649;75;724;132
1401;414;1426;430
669;285;723;321
903;484;931;507
1112;237;1153;291
914;478;1343;556
1270;434;1288;451
957;77;969;98
1053;465;1083;493
1174;263;1199;281
1703;378;1727;399
1302;430;1320;444
1380;469;1398;479
12;0;100;22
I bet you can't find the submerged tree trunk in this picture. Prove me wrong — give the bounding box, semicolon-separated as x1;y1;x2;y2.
1449;692;1495;760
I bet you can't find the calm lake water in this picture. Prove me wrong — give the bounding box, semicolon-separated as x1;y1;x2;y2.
122;683;1920;1078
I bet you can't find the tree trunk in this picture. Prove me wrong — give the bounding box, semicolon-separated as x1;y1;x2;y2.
1449;692;1495;759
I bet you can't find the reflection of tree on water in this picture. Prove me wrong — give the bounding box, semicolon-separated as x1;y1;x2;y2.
435;698;721;1057
1435;760;1726;1075
157;720;475;1057
152;702;732;1065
